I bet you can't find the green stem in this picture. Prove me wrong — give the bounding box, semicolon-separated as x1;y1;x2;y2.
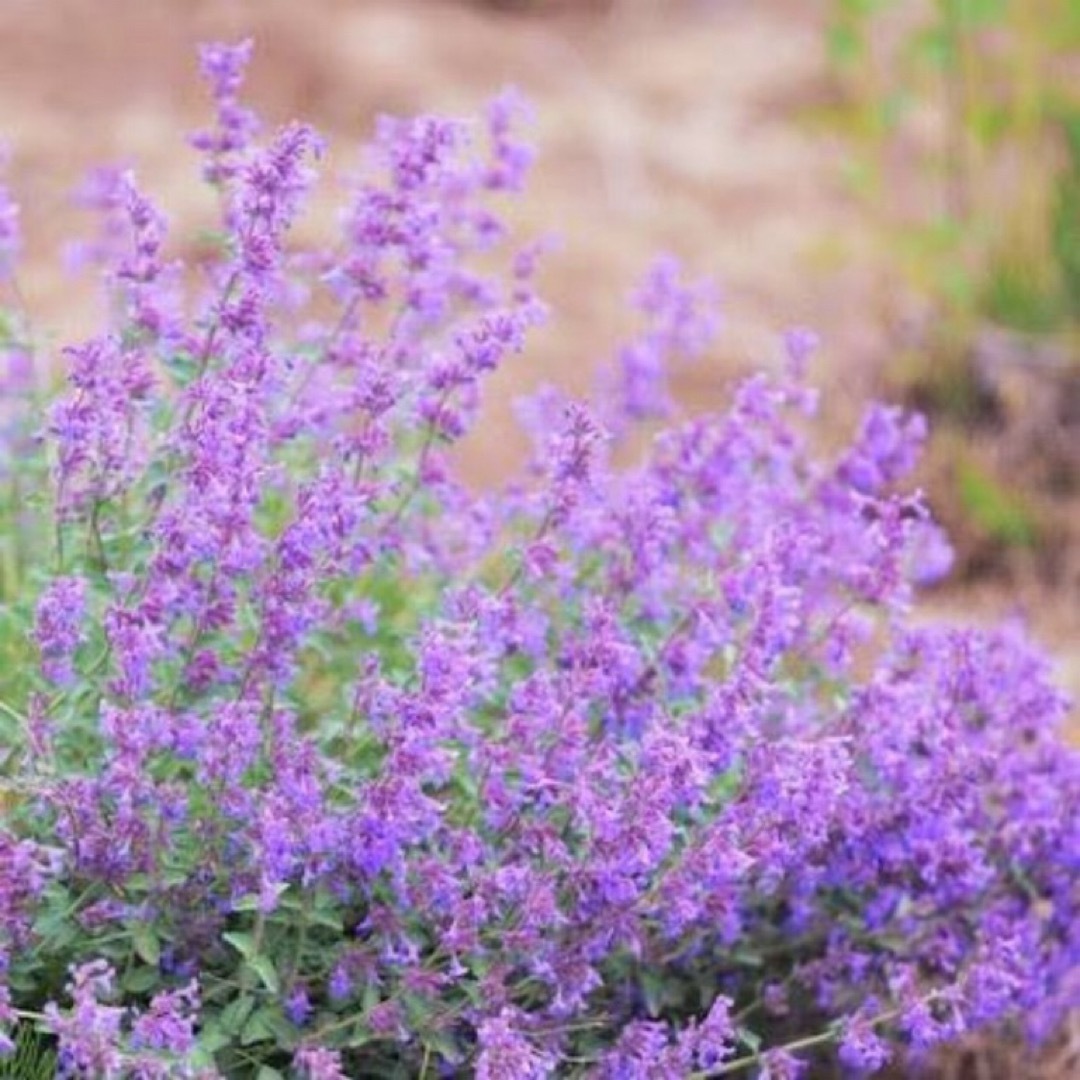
693;1027;838;1077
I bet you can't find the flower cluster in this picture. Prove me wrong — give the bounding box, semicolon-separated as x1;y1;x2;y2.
0;40;1076;1079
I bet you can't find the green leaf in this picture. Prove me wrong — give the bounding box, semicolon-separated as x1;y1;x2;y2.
640;970;665;1018
222;931;258;960
32;909;78;954
256;1069;286;1080
240;1007;277;1046
737;1026;763;1055
162;350;201;389
340;1022;373;1050
732;949;765;968
219;995;257;1037
308;906;345;933
245;954;281;995
121;966;160;994
232;883;288;913
7;967;41;995
197;1019;231;1055
258;1007;299;1048
132;924;161;967
423;1031;464;1067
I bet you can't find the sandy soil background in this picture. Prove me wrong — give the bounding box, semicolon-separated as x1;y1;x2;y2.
0;0;1075;712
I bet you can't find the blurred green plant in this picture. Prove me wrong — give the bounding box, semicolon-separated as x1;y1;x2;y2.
820;0;1080;578
0;1024;56;1080
956;454;1038;547
1052;110;1080;321
823;0;1080;341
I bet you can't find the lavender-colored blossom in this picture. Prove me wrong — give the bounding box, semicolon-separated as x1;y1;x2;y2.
32;575;87;685
189;39;260;188
837;402;927;494
475;1009;554;1080
327;963;353;1003
66;168;180;342
483;88;535;193
44;961;126;1079
129;982;199;1055
600;256;720;426
293;1045;348;1080
544;399;607;527
0;148;20;280
837;1014;892;1074
49;334;154;522
758;1047;809;1079
782;325;820;377
284;983;312;1027
595;1020;686;1080
0;833;57;958
690;994;737;1069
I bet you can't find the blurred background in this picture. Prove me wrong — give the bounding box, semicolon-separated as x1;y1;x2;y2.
0;0;1077;711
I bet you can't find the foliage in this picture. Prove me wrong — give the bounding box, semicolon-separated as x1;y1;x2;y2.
955;455;1038;548
823;0;1080;337
0;40;1077;1079
0;1023;55;1080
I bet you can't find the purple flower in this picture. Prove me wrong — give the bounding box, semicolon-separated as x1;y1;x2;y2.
545;399;607;527
129;982;200;1055
43;961;126;1079
293;1045;348;1080
782;326;819;377
327;963;353;1003
758;1048;809;1079
837;403;927;494
32;576;87;685
190;39;260;187
475;1009;554;1080
0;147;20;279
0;833;57;955
49;334;155;522
600;256;720;427
284;984;312;1027
595;1020;688;1080
483;88;535;193
838;1014;892;1074
690;995;736;1069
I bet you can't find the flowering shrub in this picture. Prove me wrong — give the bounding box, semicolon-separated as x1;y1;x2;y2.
0;40;1077;1079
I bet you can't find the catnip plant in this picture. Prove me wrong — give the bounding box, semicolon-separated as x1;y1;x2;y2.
0;39;1077;1080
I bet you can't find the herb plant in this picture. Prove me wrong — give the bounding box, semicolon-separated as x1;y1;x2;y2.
0;40;1077;1079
